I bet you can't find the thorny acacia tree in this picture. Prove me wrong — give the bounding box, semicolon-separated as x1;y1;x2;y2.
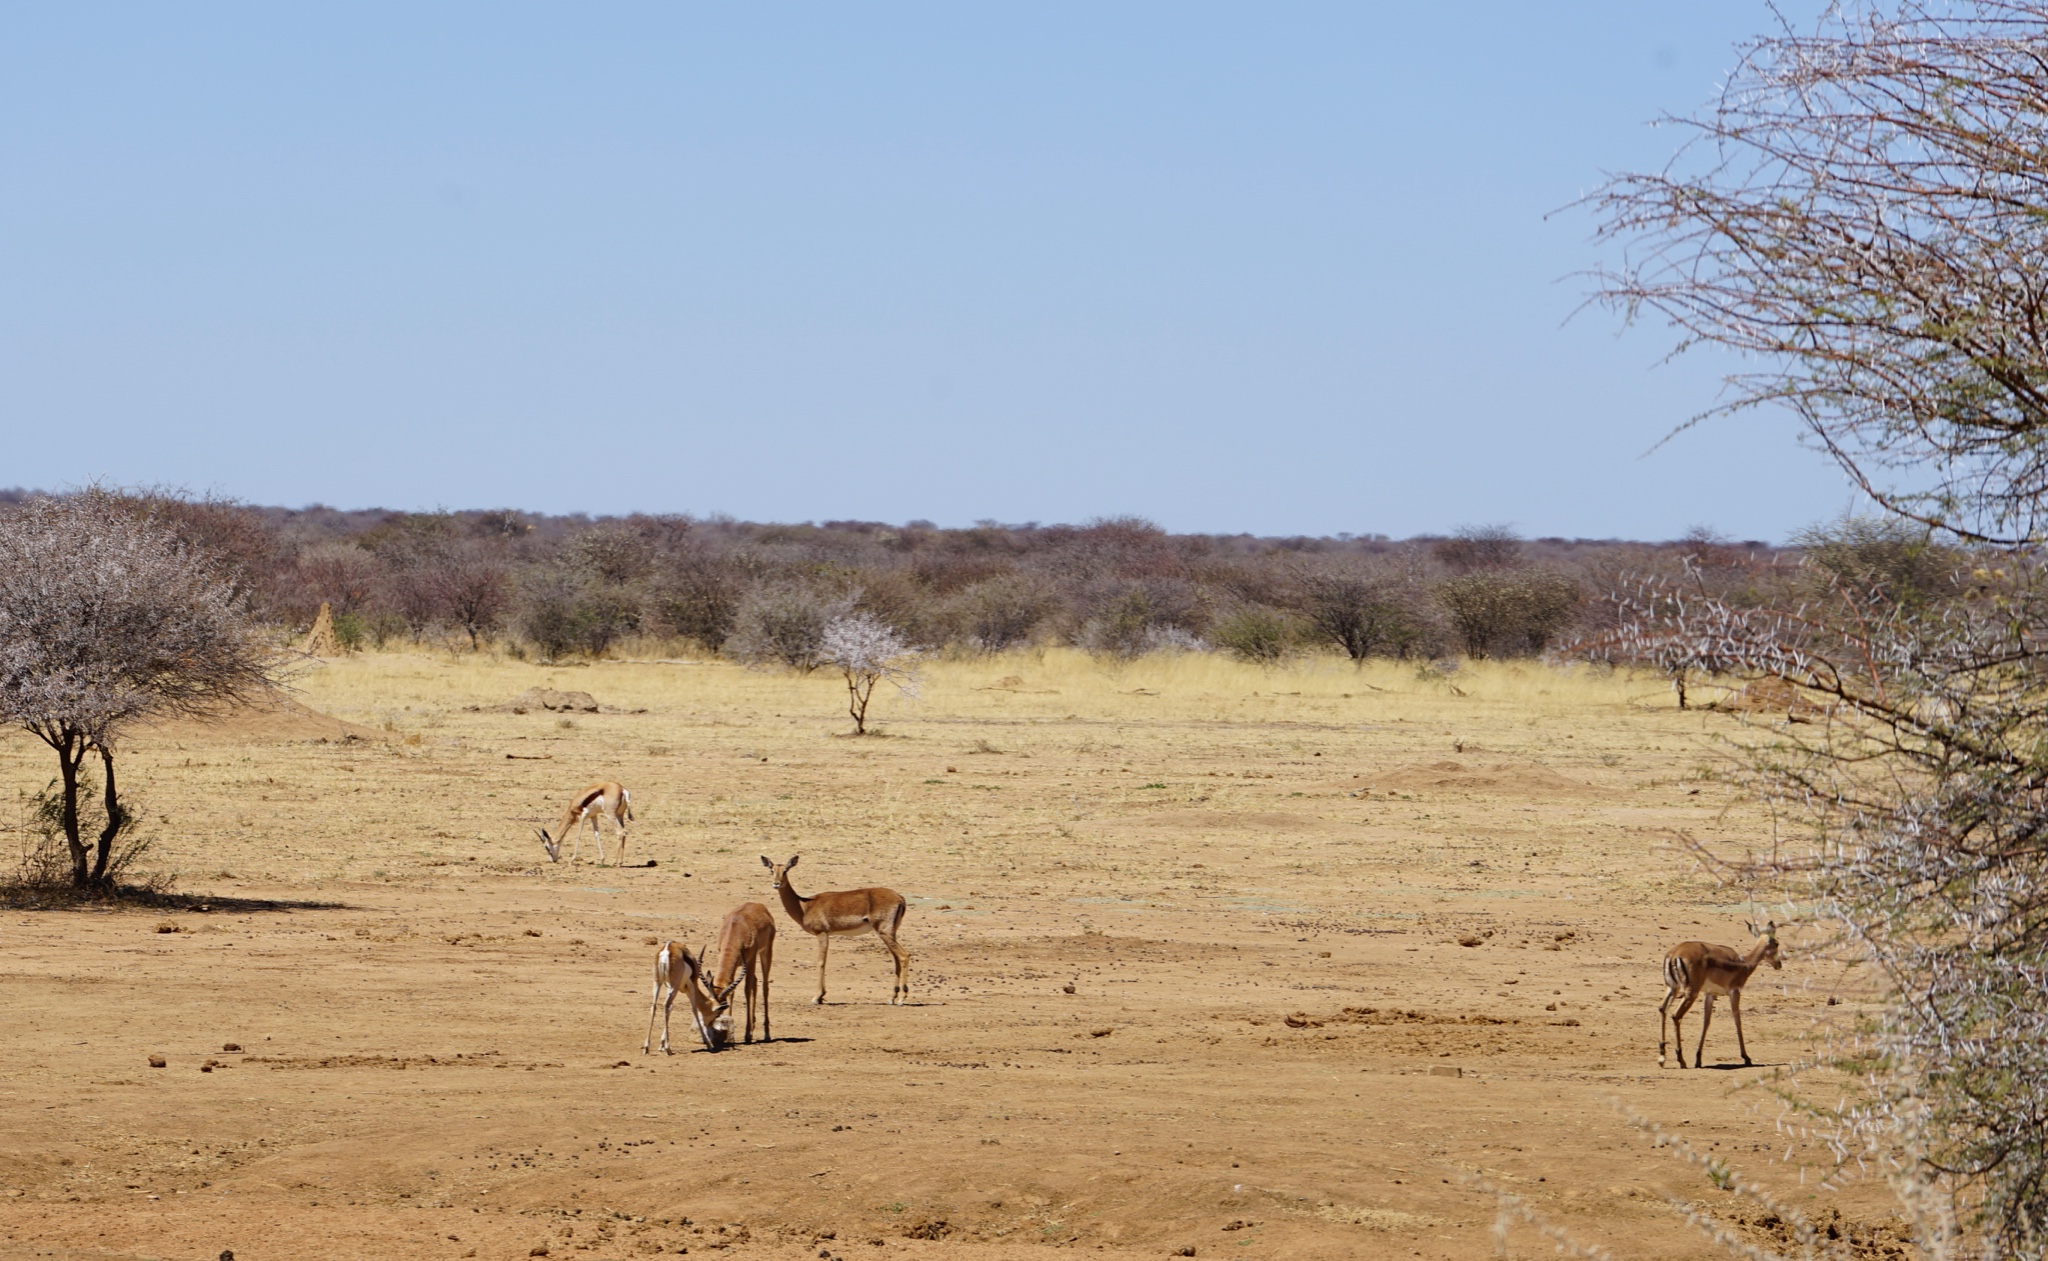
1591;3;2048;1251
1581;563;2048;1255
0;491;279;889
1594;2;2048;547
819;612;920;735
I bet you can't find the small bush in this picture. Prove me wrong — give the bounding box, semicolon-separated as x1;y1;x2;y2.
950;573;1054;652
1209;606;1301;663
518;568;640;659
6;774;166;898
1434;571;1581;658
330;610;368;652
645;559;744;650
1295;570;1431;660
1791;515;1960;608
727;584;853;671
1076;581;1207;659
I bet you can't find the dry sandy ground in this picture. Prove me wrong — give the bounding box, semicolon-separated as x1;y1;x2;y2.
0;652;1901;1261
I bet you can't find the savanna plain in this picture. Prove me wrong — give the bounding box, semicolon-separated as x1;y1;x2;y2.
0;651;1894;1260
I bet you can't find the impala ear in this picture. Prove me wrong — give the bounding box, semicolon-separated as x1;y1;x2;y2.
787;854;799;869
761;855;774;869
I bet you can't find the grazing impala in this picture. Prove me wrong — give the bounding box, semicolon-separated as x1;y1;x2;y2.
1658;921;1782;1068
763;855;909;1005
536;782;632;865
642;941;730;1055
709;903;776;1045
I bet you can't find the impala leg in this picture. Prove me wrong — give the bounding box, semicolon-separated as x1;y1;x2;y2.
1657;986;1678;1068
644;976;664;1055
661;985;680;1054
876;925;908;1005
616;815;628;867
1669;989;1700;1068
1732;990;1751;1065
1695;995;1716;1067
591;814;607;866
745;963;759;1044
815;934;830;1004
760;941;773;1043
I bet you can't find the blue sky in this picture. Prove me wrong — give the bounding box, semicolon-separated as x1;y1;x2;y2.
0;3;1850;539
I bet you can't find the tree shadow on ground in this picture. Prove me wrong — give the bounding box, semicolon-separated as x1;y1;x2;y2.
1;886;357;914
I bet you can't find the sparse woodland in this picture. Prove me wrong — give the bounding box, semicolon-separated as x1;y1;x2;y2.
0;491;1817;669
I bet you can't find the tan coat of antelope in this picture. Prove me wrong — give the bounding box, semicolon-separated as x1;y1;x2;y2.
1658;921;1782;1068
708;903;776;1045
763;855;909;1005
642;941;728;1055
536;782;632;865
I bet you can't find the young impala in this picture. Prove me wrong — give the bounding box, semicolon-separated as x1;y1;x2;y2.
1658;920;1782;1068
536;781;632;865
642;941;729;1055
763;854;909;1005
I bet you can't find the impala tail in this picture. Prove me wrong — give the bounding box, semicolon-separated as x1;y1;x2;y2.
1663;951;1690;993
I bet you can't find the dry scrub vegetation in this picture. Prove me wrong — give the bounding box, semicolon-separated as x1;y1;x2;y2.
0;648;1896;1259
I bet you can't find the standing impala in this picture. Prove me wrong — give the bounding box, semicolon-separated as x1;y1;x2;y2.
709;902;776;1045
536;781;632;865
1658;920;1782;1068
763;854;909;1005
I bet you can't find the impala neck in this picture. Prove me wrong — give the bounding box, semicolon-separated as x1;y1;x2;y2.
1738;935;1773;975
775;874;809;923
678;956;722;1041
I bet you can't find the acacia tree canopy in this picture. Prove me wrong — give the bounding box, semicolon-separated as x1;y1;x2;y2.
1594;0;2048;545
0;489;280;887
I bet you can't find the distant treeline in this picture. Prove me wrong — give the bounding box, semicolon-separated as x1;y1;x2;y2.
0;489;1817;663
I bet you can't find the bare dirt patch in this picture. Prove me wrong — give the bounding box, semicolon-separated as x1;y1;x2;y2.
0;652;1892;1259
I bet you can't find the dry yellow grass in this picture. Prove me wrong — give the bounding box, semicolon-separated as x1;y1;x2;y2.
0;648;1886;1260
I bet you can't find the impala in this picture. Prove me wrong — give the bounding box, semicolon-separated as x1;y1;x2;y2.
709;902;776;1045
536;782;632;865
1658;920;1782;1068
642;940;730;1055
763;854;909;1005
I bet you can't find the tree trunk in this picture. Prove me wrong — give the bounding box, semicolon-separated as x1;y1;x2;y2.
91;742;124;885
846;671;872;734
1673;670;1689;711
56;730;88;887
